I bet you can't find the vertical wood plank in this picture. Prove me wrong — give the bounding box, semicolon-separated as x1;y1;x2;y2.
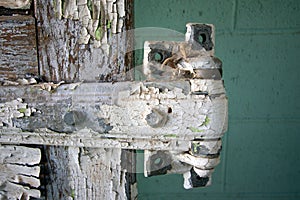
76;0;134;82
45;147;135;199
45;147;126;199
36;0;134;83
35;0;136;199
36;0;80;82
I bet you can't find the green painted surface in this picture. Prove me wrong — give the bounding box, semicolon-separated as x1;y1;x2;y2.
236;0;300;30
135;0;300;199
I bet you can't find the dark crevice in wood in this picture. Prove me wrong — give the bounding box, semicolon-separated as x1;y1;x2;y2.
39;146;50;199
8;180;37;190
33;13;42;80
6;162;40;168
17;173;40;180
124;0;135;81
0;6;32;16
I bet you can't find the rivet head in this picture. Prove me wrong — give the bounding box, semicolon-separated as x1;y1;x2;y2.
64;110;86;126
145;108;168;128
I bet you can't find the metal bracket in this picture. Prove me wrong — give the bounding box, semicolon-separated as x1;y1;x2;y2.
143;23;227;189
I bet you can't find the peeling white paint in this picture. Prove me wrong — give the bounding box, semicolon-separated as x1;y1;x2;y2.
0;145;41;200
0;98;36;127
57;0;125;48
96;81;227;139
0;0;31;9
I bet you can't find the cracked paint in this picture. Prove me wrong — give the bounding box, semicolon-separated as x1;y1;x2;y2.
0;98;36;127
55;0;125;48
0;0;31;9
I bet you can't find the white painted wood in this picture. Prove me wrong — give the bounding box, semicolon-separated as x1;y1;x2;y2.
0;145;41;200
0;0;30;9
0;1;135;199
45;146;128;200
0;128;190;151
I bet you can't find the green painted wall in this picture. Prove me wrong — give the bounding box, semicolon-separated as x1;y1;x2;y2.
134;0;300;199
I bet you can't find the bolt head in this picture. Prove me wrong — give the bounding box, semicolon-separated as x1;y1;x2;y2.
64;110;86;126
145;108;168;128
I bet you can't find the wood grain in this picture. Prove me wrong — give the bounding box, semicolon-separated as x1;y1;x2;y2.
33;1;136;199
0;16;38;81
36;0;134;83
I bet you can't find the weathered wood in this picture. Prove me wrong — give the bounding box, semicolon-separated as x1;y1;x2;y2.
33;1;136;199
44;146;129;200
0;98;36;127
0;80;227;139
36;0;80;82
0;16;38;81
0;1;135;199
77;0;134;82
0;0;31;9
36;0;134;82
0;145;41;200
0;128;190;151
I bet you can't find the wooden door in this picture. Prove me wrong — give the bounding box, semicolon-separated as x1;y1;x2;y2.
0;0;136;199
